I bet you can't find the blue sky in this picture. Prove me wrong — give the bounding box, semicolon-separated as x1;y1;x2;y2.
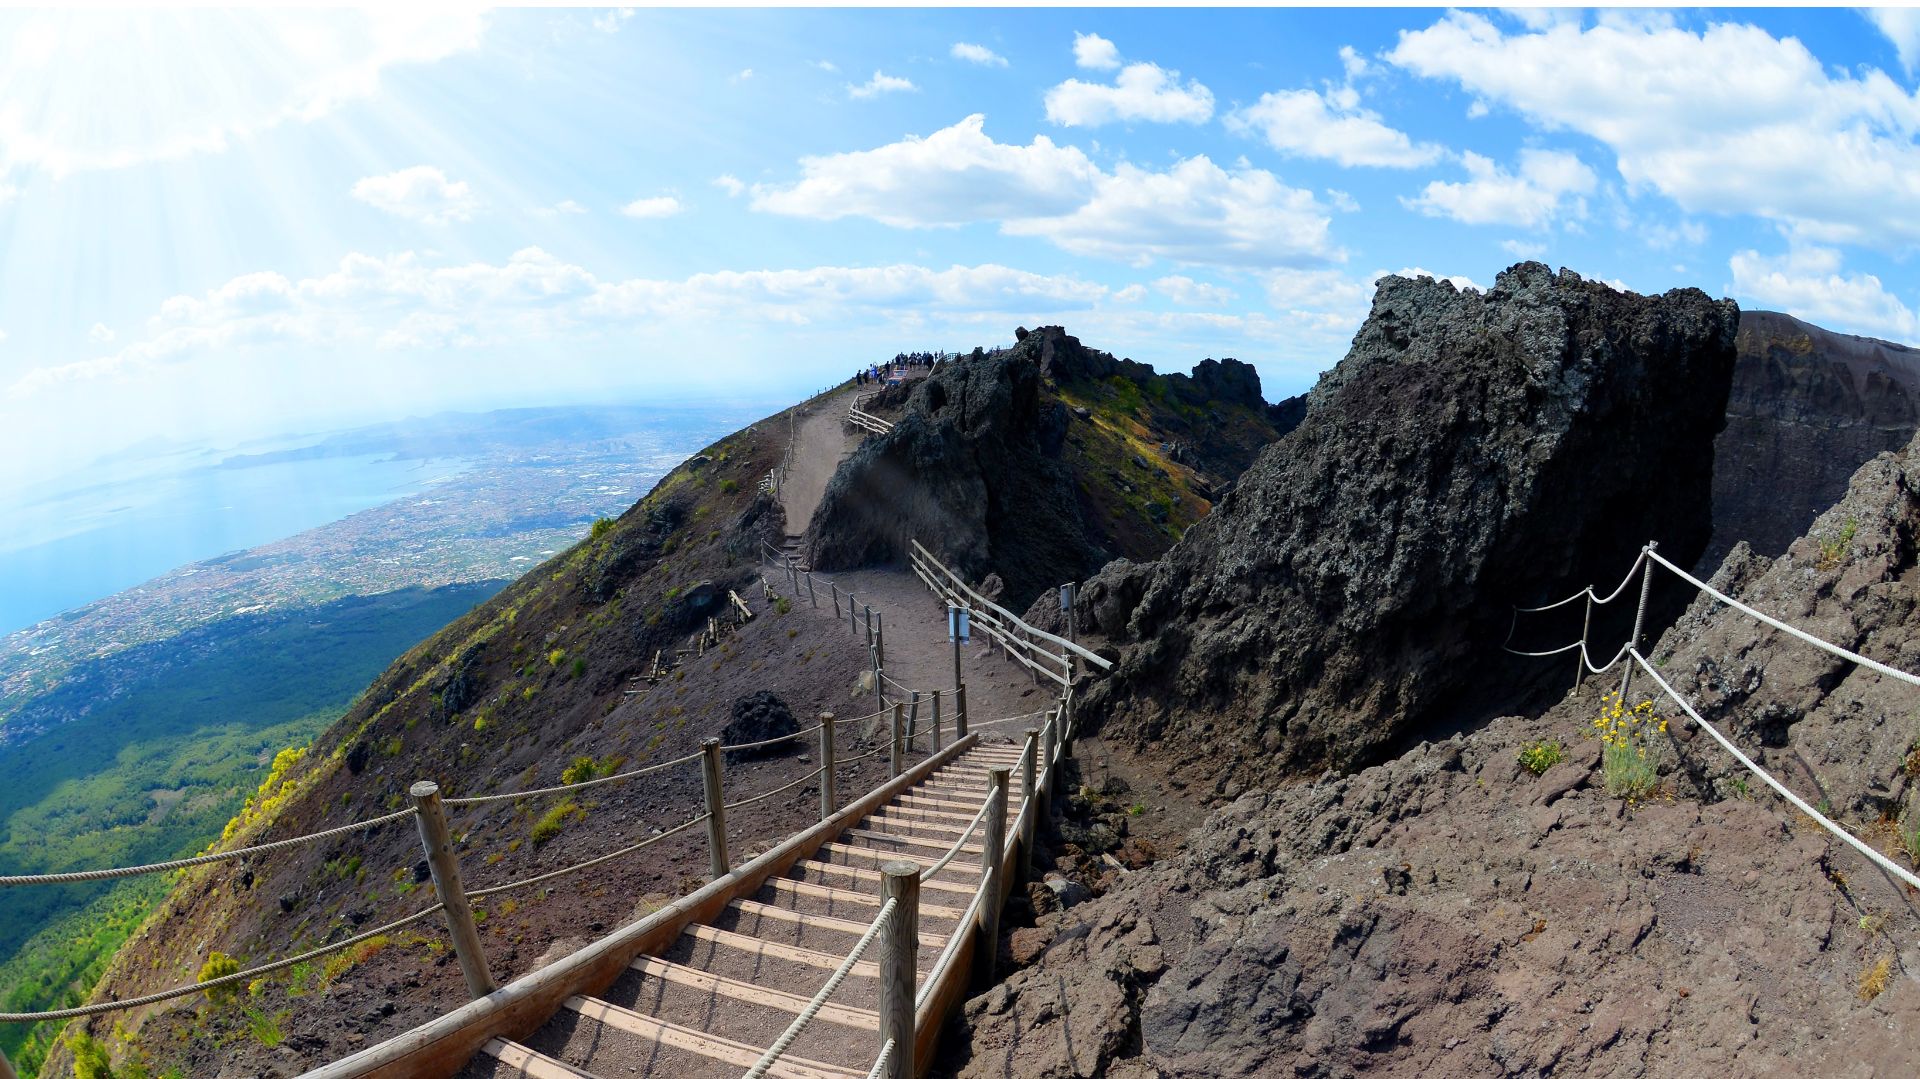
3;6;1918;484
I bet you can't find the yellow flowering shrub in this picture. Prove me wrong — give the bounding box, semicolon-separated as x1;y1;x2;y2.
1592;691;1667;800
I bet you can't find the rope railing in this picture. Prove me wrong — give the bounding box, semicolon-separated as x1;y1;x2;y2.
445;751;704;808
741;896;895;1079
722;724;826;755
0;807;419;887
921;798;993;882
1630;650;1920;892
838;746;886;765
0;902;447;1022
724;767;825;812
863;1038;897;1079
466;813;710;901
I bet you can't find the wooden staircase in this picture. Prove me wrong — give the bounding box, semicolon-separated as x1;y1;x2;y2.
450;743;1028;1079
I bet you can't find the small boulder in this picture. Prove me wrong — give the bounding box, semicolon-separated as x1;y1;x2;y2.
723;691;800;759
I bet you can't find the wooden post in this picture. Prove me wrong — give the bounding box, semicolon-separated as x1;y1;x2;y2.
975;768;1009;986
1;1045;20;1079
875;610;886;669
907;690;921;749
950;605;964;692
820;712;838;820
700;738;729;879
878;862;920;1079
956;684;969;739
831;581;841;617
409;781;496;997
865;605;874;652
1043;714;1058;795
806;571;818;608
1021;728;1040;879
871;645;883;701
930;689;943;751
890;702;905;778
849;593;858;634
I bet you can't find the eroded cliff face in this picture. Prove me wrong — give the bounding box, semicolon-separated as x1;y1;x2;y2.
1706;310;1920;569
806;328;1289;610
955;434;1920;1079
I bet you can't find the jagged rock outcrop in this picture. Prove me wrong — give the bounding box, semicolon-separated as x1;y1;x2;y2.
1654;427;1920;822
1079;265;1740;780
1706;311;1920;568
807;328;1289;610
957;431;1920;1079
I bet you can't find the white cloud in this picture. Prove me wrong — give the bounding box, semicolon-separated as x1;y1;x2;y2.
951;42;1007;67
811;59;839;73
1153;275;1236;306
0;10;483;176
1403;149;1595;229
713;174;746;197
751;115;1337;268
1389;11;1920;250
1073;32;1121;71
1339;45;1371;80
1228;87;1444;168
1390;267;1483;292
732;68;754;83
1326;189;1360;213
1501;238;1547;258
620;195;683;219
1045;62;1214;127
592;8;634;34
1641;219;1707;250
1866;7;1920;70
750;114;1101;227
351;166;482;225
1008;156;1335;268
532;199;586;218
848;71;916;99
88;323;115;344
1730;247;1919;342
5;250;1126;399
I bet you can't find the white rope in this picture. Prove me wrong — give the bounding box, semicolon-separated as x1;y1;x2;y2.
922;798;992;881
1629;651;1920;892
0;902;446;1022
725;767;825;812
863;1038;897;1079
1512;547;1651;613
742;897;896;1079
724;724;826;754
467;813;709;900
1646;548;1920;690
446;751;704;807
838;746;886;765
0;807;419;887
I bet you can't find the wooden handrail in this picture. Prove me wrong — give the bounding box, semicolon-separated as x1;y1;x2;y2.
909;540;1111;671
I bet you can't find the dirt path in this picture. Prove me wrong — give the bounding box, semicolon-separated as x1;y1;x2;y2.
779;385;862;540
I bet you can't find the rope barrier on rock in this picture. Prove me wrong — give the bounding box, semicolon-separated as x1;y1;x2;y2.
445;751;704;808
725;767;826;812
466;813;710;901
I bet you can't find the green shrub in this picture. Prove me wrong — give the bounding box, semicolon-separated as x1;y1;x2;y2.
571;656;587;679
1594;692;1664;800
245;1007;287;1047
719;478;739;494
531;798;583;845
590;517;615;540
198;951;241;1005
775;596;792;615
561;756;598;785
1517;740;1563;776
69;1032;116;1079
547;648;566;667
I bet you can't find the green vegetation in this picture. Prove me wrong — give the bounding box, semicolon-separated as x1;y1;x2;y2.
547;647;567;667
197;951;241;1004
1517;740;1564;776
0;583;499;1074
1593;692;1664;800
775;596;792;615
245;1007;288;1047
531;798;585;845
719;478;739;494
1819;517;1860;566
570;656;587;679
589;517;615;541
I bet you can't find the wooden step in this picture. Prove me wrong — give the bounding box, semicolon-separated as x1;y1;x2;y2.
875;802;986;824
764;874;966;919
683;923;882;977
862;810;976;835
842;827;985;856
628;955;878;1032
800;859;976;896
820;842;982;877
480;1038;600;1078
729;898;944;949
564;996;859;1079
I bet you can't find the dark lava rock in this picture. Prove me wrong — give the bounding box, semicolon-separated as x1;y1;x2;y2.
806;333;1105;609
1654;426;1920;820
722;690;800;758
1705;309;1920;569
344;740;371;776
1081;264;1740;781
433;642;484;721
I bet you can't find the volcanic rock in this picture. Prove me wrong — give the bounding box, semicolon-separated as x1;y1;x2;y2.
1080;264;1740;781
722;690;799;758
